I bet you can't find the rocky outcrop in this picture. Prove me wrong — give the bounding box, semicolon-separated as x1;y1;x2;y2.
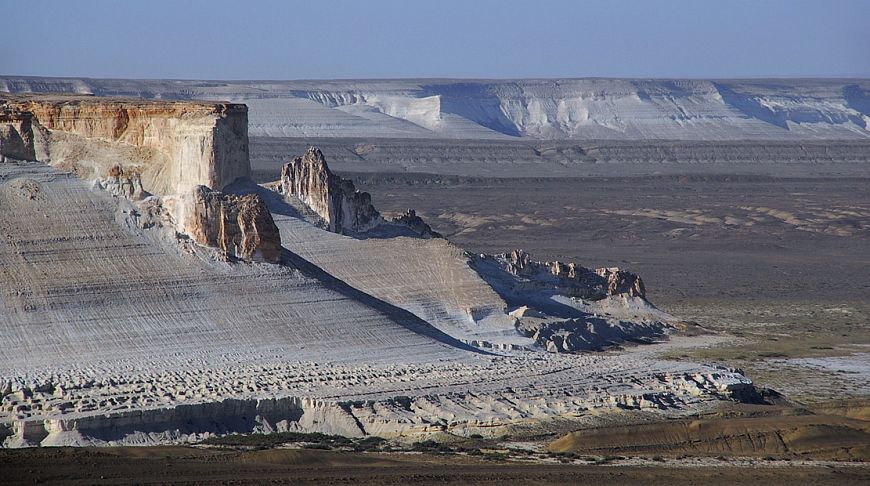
517;318;669;352
279;147;445;238
470;249;663;352
0;94;250;194
595;266;646;298
279;147;382;233
391;209;442;239
95;164;147;200
167;186;282;263
495;249;646;300
0;106;35;162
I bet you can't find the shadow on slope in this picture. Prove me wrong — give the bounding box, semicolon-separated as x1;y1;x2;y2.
420;83;522;137
226;179;487;353
714;82;789;129
278;247;488;355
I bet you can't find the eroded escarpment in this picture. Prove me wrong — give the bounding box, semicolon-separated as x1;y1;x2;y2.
485;249;646;300
0;94;250;195
5;76;870;140
2;363;755;447
471;250;668;352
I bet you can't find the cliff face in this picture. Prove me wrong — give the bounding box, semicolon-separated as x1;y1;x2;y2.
0;95;250;195
280;147;382;233
0;106;35;162
1;95;279;265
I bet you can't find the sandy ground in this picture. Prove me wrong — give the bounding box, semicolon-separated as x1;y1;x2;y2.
2;446;868;485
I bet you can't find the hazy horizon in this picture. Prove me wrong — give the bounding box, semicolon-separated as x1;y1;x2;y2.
5;74;870;82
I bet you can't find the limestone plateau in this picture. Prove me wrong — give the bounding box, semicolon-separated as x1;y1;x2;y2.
3;76;869;140
0;94;757;448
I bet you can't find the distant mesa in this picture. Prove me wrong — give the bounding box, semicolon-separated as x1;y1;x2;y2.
3;77;870;140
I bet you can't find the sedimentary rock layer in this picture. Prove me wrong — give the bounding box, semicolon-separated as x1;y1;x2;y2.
0;94;250;194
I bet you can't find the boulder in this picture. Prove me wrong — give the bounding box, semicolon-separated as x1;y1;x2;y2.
173;186;282;263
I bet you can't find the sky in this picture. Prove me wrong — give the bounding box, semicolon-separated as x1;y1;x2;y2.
2;0;868;80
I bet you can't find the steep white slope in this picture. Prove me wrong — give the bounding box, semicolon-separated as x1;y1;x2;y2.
240;98;436;138
0;162;465;376
275;207;523;345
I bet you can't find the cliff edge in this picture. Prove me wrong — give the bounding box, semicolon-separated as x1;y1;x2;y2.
0;94;250;195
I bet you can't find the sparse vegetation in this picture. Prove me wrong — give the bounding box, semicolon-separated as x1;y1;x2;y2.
200;431;381;451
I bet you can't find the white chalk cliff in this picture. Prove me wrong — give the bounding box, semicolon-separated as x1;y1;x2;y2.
3;77;869;140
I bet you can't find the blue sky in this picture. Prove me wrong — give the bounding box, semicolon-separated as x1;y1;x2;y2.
3;0;868;79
